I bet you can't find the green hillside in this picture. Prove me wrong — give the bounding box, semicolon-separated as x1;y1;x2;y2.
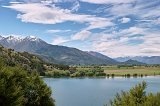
0;45;46;74
0;45;70;75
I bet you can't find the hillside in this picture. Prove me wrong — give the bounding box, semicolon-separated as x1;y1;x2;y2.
0;45;71;74
0;45;46;74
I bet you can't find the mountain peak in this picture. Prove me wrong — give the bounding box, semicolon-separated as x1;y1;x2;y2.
24;36;40;41
5;35;23;43
6;35;19;39
0;35;46;43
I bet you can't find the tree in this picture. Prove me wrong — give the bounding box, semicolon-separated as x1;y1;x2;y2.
0;60;55;106
107;82;160;106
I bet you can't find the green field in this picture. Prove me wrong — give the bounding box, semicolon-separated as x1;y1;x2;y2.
77;66;160;77
103;66;160;76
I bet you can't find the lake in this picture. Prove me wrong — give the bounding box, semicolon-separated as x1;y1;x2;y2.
44;76;160;106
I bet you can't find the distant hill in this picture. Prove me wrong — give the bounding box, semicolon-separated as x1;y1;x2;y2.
0;35;117;65
115;56;160;64
122;59;146;65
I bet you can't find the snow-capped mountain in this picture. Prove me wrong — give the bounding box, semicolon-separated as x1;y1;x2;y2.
0;35;159;65
0;35;43;44
0;35;119;65
5;36;22;44
0;35;45;50
24;36;43;42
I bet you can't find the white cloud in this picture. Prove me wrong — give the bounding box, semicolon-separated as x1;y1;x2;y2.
10;0;61;3
80;0;135;4
52;36;69;45
4;3;74;24
72;30;91;40
107;3;137;17
104;1;160;21
141;7;160;19
118;27;146;36
90;27;160;57
46;29;71;33
119;17;131;23
141;48;160;54
9;1;23;4
3;3;113;29
86;20;114;30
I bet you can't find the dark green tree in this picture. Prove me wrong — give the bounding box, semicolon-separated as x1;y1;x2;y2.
0;60;55;106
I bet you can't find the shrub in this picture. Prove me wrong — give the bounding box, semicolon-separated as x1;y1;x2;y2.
107;82;160;106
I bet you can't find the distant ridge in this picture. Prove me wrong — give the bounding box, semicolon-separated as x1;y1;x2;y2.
122;59;146;65
115;56;160;64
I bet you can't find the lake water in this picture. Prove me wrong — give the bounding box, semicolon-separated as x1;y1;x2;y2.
44;76;160;106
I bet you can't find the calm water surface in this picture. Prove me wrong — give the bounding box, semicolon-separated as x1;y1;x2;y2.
44;76;160;106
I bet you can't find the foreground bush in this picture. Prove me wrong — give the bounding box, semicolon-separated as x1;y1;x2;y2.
0;61;55;106
107;81;160;106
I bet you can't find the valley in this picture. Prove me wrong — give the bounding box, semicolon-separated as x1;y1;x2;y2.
0;0;160;106
0;36;160;78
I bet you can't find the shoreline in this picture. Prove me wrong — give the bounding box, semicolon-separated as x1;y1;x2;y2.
41;75;160;79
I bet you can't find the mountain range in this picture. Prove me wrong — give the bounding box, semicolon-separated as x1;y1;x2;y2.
0;35;159;65
0;35;118;65
115;56;160;64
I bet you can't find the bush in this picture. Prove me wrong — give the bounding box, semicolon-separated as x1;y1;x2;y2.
107;82;160;106
133;73;138;77
45;70;70;77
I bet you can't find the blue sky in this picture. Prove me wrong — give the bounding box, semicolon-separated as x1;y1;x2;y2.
0;0;160;57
